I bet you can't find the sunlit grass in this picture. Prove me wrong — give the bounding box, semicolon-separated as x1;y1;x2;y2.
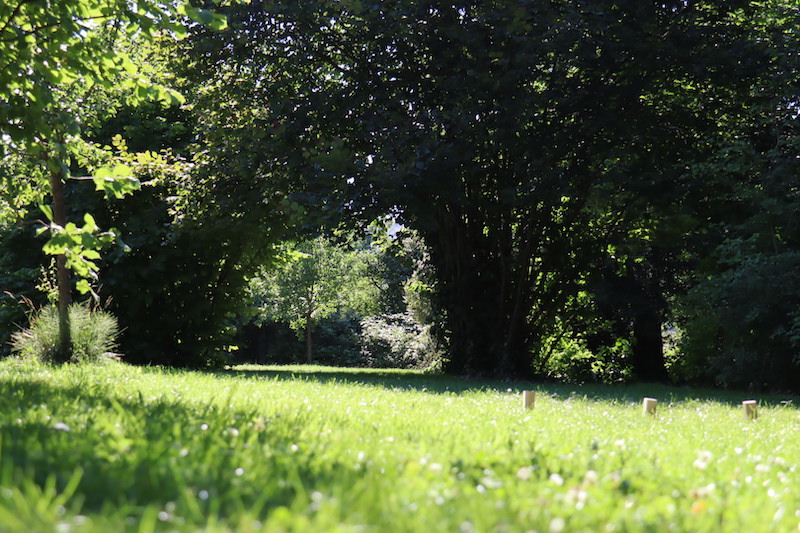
0;359;798;532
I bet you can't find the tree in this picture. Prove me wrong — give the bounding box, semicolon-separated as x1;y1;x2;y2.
0;0;224;360
573;2;800;387
249;237;378;363
186;0;785;377
673;72;800;390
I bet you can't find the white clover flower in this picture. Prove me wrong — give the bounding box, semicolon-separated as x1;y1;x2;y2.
517;466;534;481
565;487;589;507
690;483;716;499
550;517;566;533
694;451;713;470
549;473;564;486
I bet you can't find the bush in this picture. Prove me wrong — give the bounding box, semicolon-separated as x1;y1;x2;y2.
360;313;442;370
314;311;364;366
234;313;365;366
544;336;632;385
673;247;800;391
11;304;120;363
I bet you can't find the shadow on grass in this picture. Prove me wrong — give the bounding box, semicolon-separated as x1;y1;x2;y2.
212;364;512;394
209;364;798;408
0;373;314;517
543;381;798;408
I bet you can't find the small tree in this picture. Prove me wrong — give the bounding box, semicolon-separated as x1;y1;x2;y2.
250;237;378;363
0;0;225;360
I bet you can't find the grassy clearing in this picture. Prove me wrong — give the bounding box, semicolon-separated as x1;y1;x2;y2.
0;360;798;532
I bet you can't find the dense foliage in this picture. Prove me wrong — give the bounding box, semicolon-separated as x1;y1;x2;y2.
179;0;800;383
675;118;800;390
242;234;441;369
0;0;227;360
2;0;799;388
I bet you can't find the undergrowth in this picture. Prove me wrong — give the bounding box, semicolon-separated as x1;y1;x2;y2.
10;304;120;363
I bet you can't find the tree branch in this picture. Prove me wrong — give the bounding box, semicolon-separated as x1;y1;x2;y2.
0;0;33;37
0;14;115;42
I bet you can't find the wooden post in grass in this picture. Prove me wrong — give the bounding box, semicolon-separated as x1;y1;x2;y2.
523;391;536;410
743;400;758;420
642;397;658;416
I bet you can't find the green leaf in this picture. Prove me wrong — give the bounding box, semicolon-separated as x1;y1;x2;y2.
42;233;74;255
93;170;140;200
185;6;227;31
83;213;98;232
76;279;92;294
46;158;61;174
209;13;228;31
185;6;211;24
39;204;53;221
80;232;99;250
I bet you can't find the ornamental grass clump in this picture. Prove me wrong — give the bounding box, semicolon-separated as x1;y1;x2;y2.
11;304;120;363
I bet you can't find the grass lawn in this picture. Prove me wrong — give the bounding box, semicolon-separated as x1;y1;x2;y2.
1;359;798;532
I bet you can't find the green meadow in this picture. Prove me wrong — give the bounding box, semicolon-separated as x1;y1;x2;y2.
1;360;798;532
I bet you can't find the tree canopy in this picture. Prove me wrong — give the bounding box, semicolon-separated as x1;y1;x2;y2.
249;236;380;363
0;0;223;360
3;0;800;388
182;0;799;379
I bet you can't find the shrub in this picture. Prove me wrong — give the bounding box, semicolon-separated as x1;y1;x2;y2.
545;336;633;385
360;313;442;370
11;304;121;363
314;311;364;366
234;313;365;367
673;247;800;391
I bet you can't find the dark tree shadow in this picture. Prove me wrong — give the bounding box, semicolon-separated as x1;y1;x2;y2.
208;365;516;394
203;365;799;408
0;375;314;515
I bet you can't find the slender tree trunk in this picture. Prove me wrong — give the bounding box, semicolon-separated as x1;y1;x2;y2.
305;310;313;363
49;167;72;362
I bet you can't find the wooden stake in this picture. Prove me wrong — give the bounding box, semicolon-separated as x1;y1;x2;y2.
642;397;658;416
523;390;536;410
743;400;758;420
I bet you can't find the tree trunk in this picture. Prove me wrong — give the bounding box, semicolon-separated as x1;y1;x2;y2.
305;311;313;363
433;218;536;379
631;306;670;383
49;167;72;362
